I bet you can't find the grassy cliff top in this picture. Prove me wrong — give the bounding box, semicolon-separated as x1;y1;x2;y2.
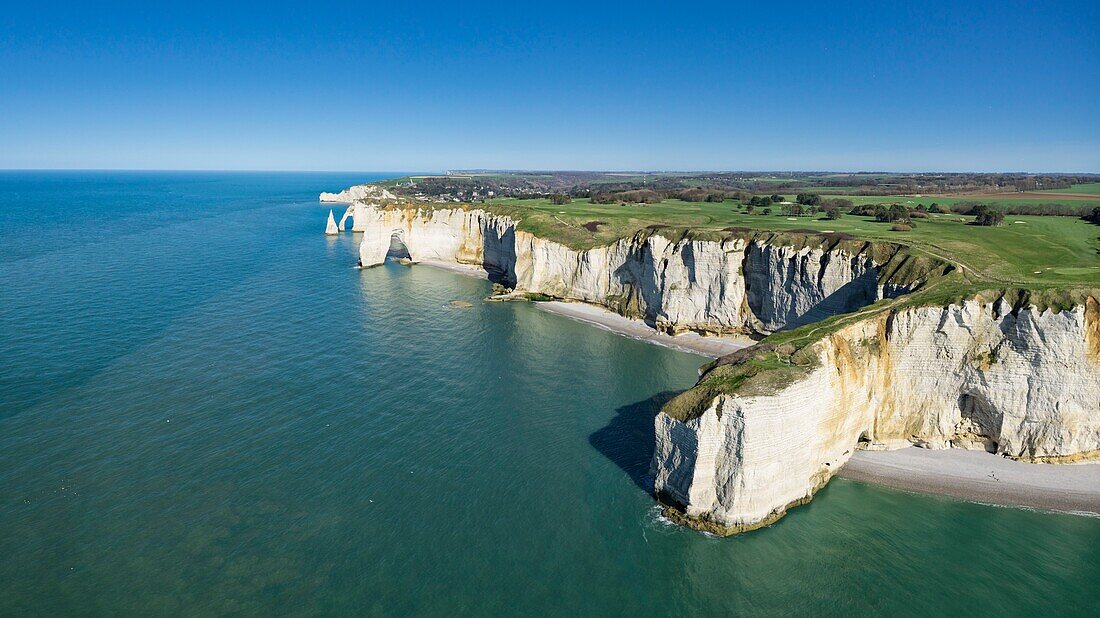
663;283;1100;423
355;189;1099;424
374;195;1100;288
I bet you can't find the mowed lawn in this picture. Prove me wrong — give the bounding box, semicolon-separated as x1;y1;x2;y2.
487;197;1100;287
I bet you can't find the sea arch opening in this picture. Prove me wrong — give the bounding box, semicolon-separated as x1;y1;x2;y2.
386;229;412;261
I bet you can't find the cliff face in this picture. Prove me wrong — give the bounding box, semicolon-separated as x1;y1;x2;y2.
348;204;927;336
320;185;397;203
335;199;1098;535
652;297;1100;534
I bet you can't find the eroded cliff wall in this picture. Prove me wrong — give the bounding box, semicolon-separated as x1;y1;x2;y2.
652;297;1100;534
348;204;923;336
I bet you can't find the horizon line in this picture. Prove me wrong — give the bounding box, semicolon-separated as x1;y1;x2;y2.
1;168;1098;176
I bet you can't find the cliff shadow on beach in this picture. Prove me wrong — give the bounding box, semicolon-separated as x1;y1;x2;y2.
589;391;680;493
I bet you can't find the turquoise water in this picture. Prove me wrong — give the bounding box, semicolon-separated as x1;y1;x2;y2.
1;172;1098;615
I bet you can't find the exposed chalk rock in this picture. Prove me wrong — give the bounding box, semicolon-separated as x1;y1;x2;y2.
320;184;397;203
325;210;339;235
651;297;1100;534
335;199;1098;536
350;204;921;336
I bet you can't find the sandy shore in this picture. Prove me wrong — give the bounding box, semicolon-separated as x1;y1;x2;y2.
417;259;490;279
839;447;1100;515
536;301;752;357
415;260;752;358
414;260;1098;512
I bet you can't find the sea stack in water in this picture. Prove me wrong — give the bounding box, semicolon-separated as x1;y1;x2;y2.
325;210;339;235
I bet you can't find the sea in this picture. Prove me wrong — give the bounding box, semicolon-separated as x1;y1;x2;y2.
1;171;1097;615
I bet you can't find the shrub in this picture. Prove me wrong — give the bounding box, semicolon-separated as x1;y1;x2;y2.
928;203;947;213
821;198;853;210
891;223;912;232
679;188;725;202
972;204;1005;226
761;207;772;215
550;193;571;205
876;204;911;223
770;194;784;203
796;193;822;206
591;189;663;204
1083;207;1100;224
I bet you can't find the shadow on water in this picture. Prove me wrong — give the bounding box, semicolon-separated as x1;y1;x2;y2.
589;390;681;493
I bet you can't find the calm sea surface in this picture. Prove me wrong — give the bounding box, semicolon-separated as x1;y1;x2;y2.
1;171;1097;615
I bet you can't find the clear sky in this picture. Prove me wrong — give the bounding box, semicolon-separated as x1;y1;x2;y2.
2;1;1097;172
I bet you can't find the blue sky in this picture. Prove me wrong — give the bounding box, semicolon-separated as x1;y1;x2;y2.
2;1;1097;172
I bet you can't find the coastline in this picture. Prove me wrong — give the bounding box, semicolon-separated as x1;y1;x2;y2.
415;259;754;358
838;447;1100;515
535;301;753;358
417;259;490;279
410;258;1099;514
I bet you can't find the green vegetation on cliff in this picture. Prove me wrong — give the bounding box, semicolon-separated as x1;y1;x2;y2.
476;197;1100;287
358;179;1100;430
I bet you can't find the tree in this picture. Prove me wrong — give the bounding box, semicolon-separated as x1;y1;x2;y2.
550;193;571;205
796;192;821;206
770;194;784;203
876;204;911;223
973;204;1004;226
745;204;755;214
889;204;911;223
785;203;805;216
749;195;773;207
761;207;772;215
823;206;841;220
928;202;946;213
1083;207;1100;224
821;198;853;210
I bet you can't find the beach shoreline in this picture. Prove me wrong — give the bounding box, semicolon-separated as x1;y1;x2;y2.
839;447;1100;515
416;259;753;358
418;258;1098;515
535;301;753;358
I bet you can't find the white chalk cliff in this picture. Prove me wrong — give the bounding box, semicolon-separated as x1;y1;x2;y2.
652;297;1100;533
332;197;1100;534
320;184;397;203
345;203;933;336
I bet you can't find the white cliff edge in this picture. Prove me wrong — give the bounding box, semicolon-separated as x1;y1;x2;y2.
344;203;926;336
652;297;1100;534
320;184;397;203
333;200;1099;534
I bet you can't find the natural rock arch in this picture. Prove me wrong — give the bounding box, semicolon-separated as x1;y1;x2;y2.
386;229;412;261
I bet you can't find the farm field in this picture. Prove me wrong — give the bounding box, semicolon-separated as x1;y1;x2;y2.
1036;182;1100;195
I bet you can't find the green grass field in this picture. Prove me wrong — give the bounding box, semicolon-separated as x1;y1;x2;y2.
485;197;1100;287
769;193;1100;209
1037;182;1100;195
